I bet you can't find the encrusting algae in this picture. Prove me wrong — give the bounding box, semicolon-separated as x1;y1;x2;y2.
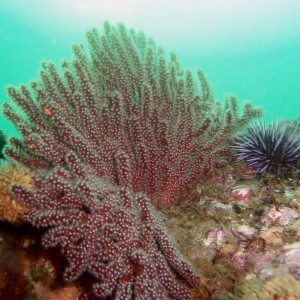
222;274;300;300
161;162;300;299
0;162;34;222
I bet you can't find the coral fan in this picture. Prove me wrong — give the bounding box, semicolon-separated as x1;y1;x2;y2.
4;22;261;207
2;22;261;298
11;162;199;299
233;119;300;176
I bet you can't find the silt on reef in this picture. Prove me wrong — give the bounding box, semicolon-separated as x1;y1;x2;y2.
161;162;300;299
221;274;300;300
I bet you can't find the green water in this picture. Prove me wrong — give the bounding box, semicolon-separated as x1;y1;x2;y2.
1;0;300;138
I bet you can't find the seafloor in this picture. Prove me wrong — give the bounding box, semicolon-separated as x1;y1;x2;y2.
0;162;299;299
163;163;300;299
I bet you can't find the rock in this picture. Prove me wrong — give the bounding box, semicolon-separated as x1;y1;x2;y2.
232;187;253;203
232;225;258;241
260;226;284;245
262;206;299;227
203;229;228;247
282;242;300;276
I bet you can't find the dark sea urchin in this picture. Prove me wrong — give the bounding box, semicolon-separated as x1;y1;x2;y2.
232;119;300;176
0;129;6;160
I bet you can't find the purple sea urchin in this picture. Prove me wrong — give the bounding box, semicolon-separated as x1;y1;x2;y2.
0;129;6;159
232;119;300;176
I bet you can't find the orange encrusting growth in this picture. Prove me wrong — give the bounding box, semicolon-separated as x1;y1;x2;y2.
0;163;34;222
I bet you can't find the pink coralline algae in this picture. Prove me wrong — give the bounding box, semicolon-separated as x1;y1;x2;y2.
2;22;261;298
263;206;299;227
232;187;253;203
203;229;228;247
282;242;300;276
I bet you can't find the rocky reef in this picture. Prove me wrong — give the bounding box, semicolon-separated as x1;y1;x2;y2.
0;22;298;299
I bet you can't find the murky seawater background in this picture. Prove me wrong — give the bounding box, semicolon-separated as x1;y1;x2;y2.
1;0;300;137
